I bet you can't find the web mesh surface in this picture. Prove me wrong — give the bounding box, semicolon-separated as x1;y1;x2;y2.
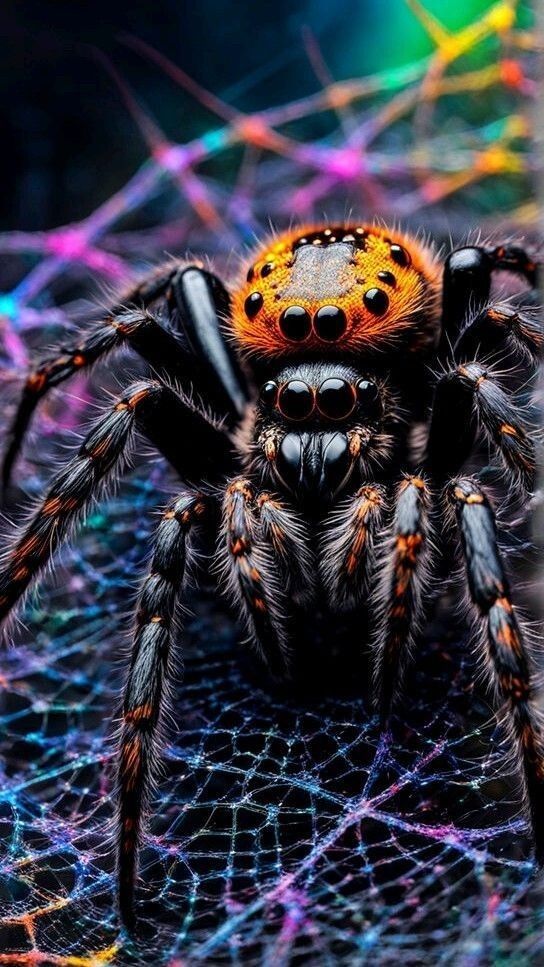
0;486;541;964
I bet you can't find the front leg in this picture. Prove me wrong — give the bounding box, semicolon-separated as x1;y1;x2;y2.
219;478;311;676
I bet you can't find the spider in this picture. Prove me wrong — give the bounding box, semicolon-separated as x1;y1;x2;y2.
0;223;542;930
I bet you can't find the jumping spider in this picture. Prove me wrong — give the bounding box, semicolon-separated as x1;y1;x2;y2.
0;224;542;929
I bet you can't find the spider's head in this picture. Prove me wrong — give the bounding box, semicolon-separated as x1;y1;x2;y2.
253;360;389;507
231;224;441;360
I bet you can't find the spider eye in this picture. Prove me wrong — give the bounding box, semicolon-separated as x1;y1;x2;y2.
314;305;347;342
356;379;380;414
279;306;312;342
377;270;396;287
260;381;278;407
363;288;389;316
316;378;356;420
245;291;264;317
390;243;411;267
278;380;314;421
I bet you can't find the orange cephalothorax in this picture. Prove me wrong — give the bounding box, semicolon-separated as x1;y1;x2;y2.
231;224;442;358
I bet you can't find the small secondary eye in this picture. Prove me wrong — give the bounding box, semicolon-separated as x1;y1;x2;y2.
260;381;278;407
245;292;263;317
261;262;275;277
390;243;411;267
356;379;380;413
316;378;356;420
314;305;347;342
278;380;314;421
279;306;312;342
377;270;396;286
363;288;389;316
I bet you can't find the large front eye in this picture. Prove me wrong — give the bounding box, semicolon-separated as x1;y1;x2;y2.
316;378;356;420
314;305;347;341
278;380;314;421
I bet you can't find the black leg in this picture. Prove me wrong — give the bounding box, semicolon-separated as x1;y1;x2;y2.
320;485;386;610
220;479;310;677
2;265;248;490
255;490;314;604
373;475;433;723
440;243;538;351
452;302;544;363
447;477;544;860
168;266;248;418
0;380;231;626
118;491;208;930
426;363;535;488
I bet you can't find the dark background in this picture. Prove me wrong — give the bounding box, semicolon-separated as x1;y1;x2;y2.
0;0;501;230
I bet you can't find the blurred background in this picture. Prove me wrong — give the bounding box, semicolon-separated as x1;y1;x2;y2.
0;0;536;233
0;2;542;965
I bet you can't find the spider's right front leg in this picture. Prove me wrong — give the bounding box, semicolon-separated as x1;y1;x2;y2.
2;265;248;490
220;478;312;677
0;380;232;626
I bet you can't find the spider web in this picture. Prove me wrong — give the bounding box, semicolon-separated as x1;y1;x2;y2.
0;3;542;963
0;476;542;965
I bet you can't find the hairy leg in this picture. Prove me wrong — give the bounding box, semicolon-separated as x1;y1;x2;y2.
3;265;248;489
117;491;208;929
447;477;544;860
440;243;538;351
219;479;310;676
320;484;386;610
373;475;433;723
453;302;543;363
426;363;535;488
0;380;231;626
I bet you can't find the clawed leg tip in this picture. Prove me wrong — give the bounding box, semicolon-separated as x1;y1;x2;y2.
118;903;138;939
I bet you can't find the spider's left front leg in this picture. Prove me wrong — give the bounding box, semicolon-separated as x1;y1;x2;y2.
0;380;232;626
447;477;544;860
117;490;209;929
